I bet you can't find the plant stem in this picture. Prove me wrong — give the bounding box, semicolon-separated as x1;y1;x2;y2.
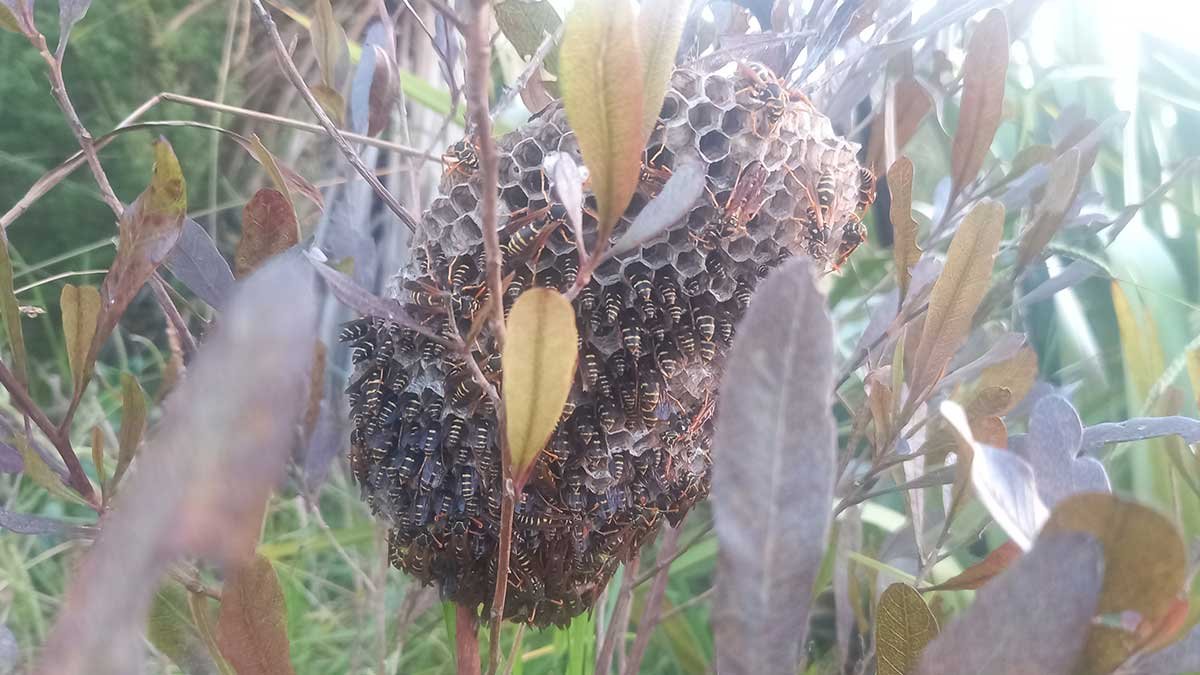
623;525;682;675
249;0;422;233
487;477;515;675
465;0;506;349
595;557;640;675
456;603;482;675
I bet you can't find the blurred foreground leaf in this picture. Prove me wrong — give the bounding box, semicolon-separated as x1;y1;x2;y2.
637;0;689;138
503;288;578;490
712;258;835;675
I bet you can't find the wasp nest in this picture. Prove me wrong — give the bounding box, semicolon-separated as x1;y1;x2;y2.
343;63;873;626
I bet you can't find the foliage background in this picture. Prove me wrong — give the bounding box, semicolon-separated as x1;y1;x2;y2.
1;0;1199;673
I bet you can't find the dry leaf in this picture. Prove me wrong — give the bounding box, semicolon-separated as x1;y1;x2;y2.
1017;148;1081;269
236;189;300;279
888;157;923;299
712;258;836;675
923;541;1022;592
502;288;579;490
948;10;1009;205
877;583;939;675
215;555;295;675
560;0;645;238
310;0;348;88
908;201;1005;404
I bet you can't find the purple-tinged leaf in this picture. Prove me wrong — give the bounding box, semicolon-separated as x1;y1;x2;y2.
713;257;836;675
165;218;235;311
1008;396;1109;508
0;439;21;473
349;43;394;137
942;401;1048;550
917;531;1104;675
433;13;459;91
0;0;33;35
1124;623;1200;674
611;155;706;258
0;507;96;538
947;10;1008;206
304;249;433;338
302;402;344;493
34;255;316;675
1017;258;1099;308
544;152;587;240
1079;416;1200;456
56;0;91;57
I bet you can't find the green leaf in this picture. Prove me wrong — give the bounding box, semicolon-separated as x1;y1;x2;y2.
0;0;31;35
887;157;922;299
0;235;27;389
502;288;579;491
311;83;346;128
97;139;187;345
907;201;1004;404
948;9;1009;205
109;373;146;493
637;0;687;138
560;0;645;238
0;5;21;33
494;0;562;73
90;426;106;497
876;583;938;675
14;434;84;505
215;555;296;675
244;134;296;216
59;284;100;394
1044;493;1188;674
148;583;218;674
235;189;300;279
310;0;348;88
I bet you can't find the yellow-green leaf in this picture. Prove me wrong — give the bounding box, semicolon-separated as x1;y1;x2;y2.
948;9;1008;205
110;373;147;493
215;555;296;675
98;139;187;344
0;235;27;388
311;83;346;128
637;0;688;138
502;288;579;490
561;0;645;239
310;0;348;88
236;189;300;279
60;284;100;393
1016;148;1080;269
908;201;1004;404
1111;282;1164;402
888;157;922;299
149;583;219;675
14;434;84;505
1043;493;1188;673
876;583;939;675
0;5;20;33
494;0;562;73
973;344;1037;416
90;426;106;499
246;133;296;217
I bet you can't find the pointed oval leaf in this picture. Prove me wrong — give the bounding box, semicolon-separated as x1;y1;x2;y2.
14;434;85;505
215;555;296;675
350;43;395;137
90;426;106;493
56;0;91;54
712;257;836;675
236;189;300;279
909;201;1004;402
311;83;346;128
494;0;562;73
888;157;923;299
949;10;1009;204
502;288;579;489
147;583;218;675
1043;493;1188;673
0;235;28;388
0;5;21;33
917;531;1104;675
611;154;706;257
165;218;235;311
310;0;348;88
637;0;688;138
60;284;100;393
98;139;187;342
942;401;1048;551
108;373;147;494
0;507;96;538
561;0;645;237
1017;149;1081;268
877;583;939;675
1080;416;1200;455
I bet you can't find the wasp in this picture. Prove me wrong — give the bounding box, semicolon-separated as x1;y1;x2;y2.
501;202;569;263
597;398;622;433
600;286;624;325
396;446;421;481
674;320;697;358
609;452;628;484
698;339;717;363
736;62;811;132
578;284;599;315
618;379;639;419
608;349;631;378
791;166;868;270
619;309;643;356
397;392;422;427
447;370;482;409
701;161;770;246
856;166;877;212
563;470;587;512
639;377;662;425
458;465;479;514
443;414;467;456
693;307;716;342
655;342;682;378
442;138;479;181
581;348;604;391
339;317;376;344
639;144;674;195
716;311;736;346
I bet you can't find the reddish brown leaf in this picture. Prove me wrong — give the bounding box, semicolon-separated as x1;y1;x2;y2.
97;139;187;344
924;541;1022;592
949;10;1009;205
235;189;300;279
215;555;296;675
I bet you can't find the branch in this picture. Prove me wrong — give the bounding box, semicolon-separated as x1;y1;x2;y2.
249;0;422;232
595;557;640;674
455;604;482;675
487;477;515;675
465;0;506;349
623;525;682;675
0;359;97;507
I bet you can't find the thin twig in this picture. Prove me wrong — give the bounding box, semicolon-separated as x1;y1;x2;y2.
465;0;505;349
150;274;199;356
595;558;640;675
0;360;96;507
634;519;711;587
250;0;422;232
488;477;515;675
490;25;563;120
623;526;683;675
423;0;465;32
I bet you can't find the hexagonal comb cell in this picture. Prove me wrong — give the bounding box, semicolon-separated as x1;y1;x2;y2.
343;63;868;628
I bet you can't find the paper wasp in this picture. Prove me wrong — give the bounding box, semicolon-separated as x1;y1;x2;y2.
699;161;770;247
639;144;673;195
790;167;869;269
736;62;812;132
441;138;479;181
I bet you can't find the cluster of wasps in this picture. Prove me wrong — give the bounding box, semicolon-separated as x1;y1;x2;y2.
343;62;874;626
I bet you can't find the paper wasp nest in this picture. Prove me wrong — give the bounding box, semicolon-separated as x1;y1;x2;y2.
342;63;872;626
